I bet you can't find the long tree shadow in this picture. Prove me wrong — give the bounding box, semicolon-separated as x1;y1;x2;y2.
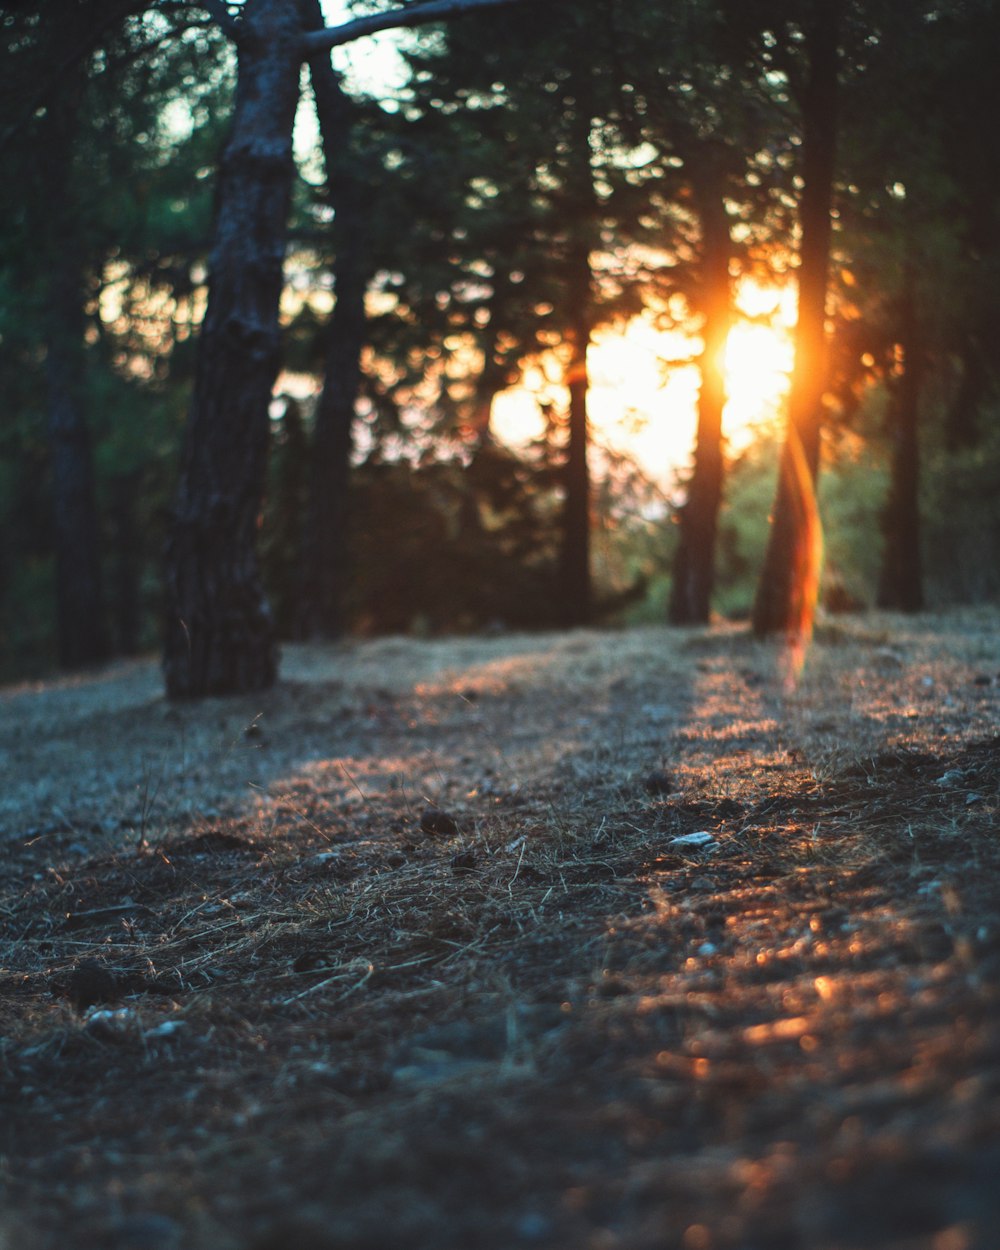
1;624;998;1248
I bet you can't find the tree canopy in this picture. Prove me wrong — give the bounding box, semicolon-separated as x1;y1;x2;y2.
1;0;998;689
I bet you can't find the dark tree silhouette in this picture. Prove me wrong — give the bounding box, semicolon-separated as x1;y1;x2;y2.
163;0;532;697
668;177;733;626
877;266;924;611
752;1;841;638
297;45;374;641
38;62;110;669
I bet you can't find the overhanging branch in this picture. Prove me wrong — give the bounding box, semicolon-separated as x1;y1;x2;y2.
300;0;530;55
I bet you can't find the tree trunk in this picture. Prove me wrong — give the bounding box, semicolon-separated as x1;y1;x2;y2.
40;71;110;670
298;52;371;640
877;274;924;611
109;472;142;655
163;0;303;697
944;341;986;452
668;186;732;626
560;268;593;628
752;4;840;638
558;77;595;629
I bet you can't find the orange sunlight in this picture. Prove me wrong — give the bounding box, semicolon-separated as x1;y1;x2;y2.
492;277;797;487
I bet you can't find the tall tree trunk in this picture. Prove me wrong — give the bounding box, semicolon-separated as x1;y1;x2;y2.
40;70;110;669
467;266;518;448
558;76;596;629
944;341;986;453
752;5;840;638
109;471;142;655
668;185;732;625
298;51;371;640
560;250;593;627
877;272;924;611
163;0;303;698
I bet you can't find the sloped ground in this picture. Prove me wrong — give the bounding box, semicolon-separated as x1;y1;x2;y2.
1;611;998;1250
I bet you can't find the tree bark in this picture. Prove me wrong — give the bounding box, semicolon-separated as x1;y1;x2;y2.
297;51;371;640
944;341;987;453
877;272;924;611
163;0;304;698
109;471;142;655
39;67;110;670
668;185;732;625
559;242;593;627
752;3;840;638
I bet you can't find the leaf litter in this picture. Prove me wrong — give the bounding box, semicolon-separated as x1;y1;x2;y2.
0;609;998;1249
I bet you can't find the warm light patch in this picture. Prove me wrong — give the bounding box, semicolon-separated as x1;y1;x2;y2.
491;276;796;487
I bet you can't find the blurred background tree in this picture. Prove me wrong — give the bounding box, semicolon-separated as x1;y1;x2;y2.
1;0;998;688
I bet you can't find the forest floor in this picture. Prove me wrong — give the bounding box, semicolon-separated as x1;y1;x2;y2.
1;610;999;1250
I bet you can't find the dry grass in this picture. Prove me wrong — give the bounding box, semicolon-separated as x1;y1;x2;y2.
1;608;998;1249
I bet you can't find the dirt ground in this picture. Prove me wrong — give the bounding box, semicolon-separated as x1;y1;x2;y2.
1;610;998;1250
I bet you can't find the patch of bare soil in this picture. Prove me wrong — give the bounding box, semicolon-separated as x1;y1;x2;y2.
1;610;998;1250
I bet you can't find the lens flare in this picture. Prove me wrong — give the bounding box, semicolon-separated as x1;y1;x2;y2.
782;424;824;685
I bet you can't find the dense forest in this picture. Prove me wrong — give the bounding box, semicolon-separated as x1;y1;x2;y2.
2;0;999;693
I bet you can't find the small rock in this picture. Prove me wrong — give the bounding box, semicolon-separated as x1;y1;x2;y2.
85;1007;137;1040
643;769;674;796
670;831;716;848
145;1020;185;1040
420;807;458;836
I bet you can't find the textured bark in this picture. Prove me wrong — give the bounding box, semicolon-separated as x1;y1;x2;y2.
877;278;924;612
40;70;110;670
668;186;732;626
298;49;371;640
163;0;303;697
752;4;840;638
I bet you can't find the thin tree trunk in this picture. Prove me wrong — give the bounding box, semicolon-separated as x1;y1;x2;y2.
40;71;109;669
877;271;924;611
944;341;986;452
109;471;142;655
560;254;593;627
297;48;371;640
558;77;595;629
163;0;303;697
468;266;518;448
752;4;840;638
668;186;732;625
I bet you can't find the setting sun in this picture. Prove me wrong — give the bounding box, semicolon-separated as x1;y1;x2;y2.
492;277;798;487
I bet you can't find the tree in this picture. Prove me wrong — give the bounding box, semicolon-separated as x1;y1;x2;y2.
751;0;841;638
876;262;923;611
392;3;646;628
3;3;118;668
162;0;535;697
296;46;381;640
667;172;734;625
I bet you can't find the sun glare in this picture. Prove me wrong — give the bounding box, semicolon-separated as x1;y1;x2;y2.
492;277;797;487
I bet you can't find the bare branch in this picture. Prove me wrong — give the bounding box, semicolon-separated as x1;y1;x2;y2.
300;0;530;55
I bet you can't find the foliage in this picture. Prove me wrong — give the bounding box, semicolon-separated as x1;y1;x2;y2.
2;0;1000;683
